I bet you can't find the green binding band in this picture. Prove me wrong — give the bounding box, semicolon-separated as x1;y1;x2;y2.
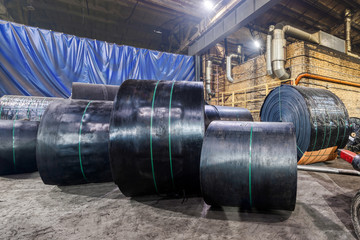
311;110;318;152
168;81;176;190
0;104;3;119
339;120;349;148
334;114;340;147
248;126;253;207
12;111;18;171
297;145;304;155
150;81;160;193
79;101;93;181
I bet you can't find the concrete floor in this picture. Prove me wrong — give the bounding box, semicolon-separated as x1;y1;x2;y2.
0;158;359;240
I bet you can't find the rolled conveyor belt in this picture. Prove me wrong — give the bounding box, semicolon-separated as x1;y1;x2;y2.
200;121;297;211
71;82;120;101
0;120;39;175
109;79;205;197
346;117;360;152
260;85;350;160
0;95;62;121
36;99;113;185
204;105;253;129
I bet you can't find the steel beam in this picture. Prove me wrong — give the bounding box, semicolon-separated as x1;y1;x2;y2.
188;0;281;56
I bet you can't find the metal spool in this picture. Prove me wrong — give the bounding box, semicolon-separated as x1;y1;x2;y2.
200;121;297;211
0;95;61;121
109;79;205;197
36;99;113;185
71;82;120;101
204;105;253;129
260;85;350;160
0;120;39;175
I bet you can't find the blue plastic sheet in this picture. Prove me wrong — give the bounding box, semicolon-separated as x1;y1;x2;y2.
0;20;195;98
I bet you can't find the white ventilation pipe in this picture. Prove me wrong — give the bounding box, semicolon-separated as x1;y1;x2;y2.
266;25;275;76
271;23;320;80
345;9;352;53
205;60;214;96
226;54;238;83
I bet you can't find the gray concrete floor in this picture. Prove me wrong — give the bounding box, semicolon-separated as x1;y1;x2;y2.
0;158;359;240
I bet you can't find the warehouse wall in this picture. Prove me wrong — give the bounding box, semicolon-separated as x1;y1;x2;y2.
217;41;360;120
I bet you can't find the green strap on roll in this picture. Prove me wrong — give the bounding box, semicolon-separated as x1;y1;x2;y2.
248;126;253;207
78;100;93;182
150;81;160;194
168;81;176;190
0;104;3;119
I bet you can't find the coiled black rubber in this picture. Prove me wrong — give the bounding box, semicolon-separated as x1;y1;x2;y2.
36;99;113;185
71;82;120;101
260;85;350;160
200;121;297;211
205;105;253;129
0;95;61;121
109;79;205;197
0;120;39;175
346;117;360;152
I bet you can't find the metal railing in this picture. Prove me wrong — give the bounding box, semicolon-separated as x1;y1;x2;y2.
214;79;292;113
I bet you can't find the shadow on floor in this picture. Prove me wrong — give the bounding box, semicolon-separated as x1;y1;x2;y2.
1;171;40;180
325;192;358;239
57;182;124;199
131;195;292;223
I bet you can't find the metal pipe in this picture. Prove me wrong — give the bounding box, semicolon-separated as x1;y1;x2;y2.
283;25;319;44
345;9;352;53
226;54;238;83
270;23;320;80
266;25;275;76
205;60;214;96
272;27;290;79
295;73;360;88
297;165;360;176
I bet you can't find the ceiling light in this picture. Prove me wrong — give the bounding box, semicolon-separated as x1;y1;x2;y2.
203;0;214;11
254;40;261;49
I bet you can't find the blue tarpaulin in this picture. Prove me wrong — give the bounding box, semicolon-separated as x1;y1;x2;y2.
0;20;195;98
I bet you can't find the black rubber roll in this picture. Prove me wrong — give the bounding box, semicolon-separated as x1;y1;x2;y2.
0;120;39;175
351;190;360;239
0;95;61;121
200;121;297;210
260;85;350;160
71;82;120;101
110;79;205;197
346;117;360;152
36;99;113;185
204;105;253;129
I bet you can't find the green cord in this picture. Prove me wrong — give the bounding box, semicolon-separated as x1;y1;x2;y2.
334;114;340;147
78;101;93;182
248;126;253;207
168;81;176;190
150;81;160;194
297;145;304;155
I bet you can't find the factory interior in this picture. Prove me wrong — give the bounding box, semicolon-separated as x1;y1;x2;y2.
2;0;360;239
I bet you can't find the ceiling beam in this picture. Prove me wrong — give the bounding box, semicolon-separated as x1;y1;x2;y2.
187;0;282;56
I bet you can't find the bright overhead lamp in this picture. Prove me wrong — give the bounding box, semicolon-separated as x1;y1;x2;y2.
254;39;261;49
203;0;215;11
